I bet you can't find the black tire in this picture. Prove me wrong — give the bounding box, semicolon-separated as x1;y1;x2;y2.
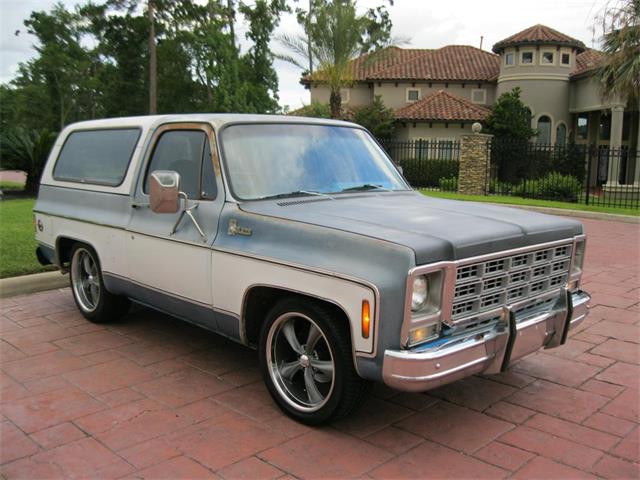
259;298;368;425
69;243;130;323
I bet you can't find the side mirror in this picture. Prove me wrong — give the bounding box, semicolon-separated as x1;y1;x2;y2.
149;170;181;214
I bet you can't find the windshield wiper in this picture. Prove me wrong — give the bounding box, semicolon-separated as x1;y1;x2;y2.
256;190;331;201
339;184;392;193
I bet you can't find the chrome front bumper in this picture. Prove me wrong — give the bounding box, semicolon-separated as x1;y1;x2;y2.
382;289;590;392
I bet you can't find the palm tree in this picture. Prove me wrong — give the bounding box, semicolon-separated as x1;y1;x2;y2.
0;129;56;194
278;1;390;119
595;0;640;101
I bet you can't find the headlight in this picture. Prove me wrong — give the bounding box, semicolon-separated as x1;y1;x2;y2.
411;275;428;311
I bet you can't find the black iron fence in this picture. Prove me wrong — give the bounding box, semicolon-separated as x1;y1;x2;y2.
489;141;639;209
377;137;639;209
378;139;459;190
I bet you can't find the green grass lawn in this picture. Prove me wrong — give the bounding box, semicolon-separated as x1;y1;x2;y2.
420;190;640;217
0;199;56;278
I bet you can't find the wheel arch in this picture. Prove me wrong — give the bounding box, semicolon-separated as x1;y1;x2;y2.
242;285;354;352
55;236;99;273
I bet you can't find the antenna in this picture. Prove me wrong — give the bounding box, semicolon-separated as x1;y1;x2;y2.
479;36;484;49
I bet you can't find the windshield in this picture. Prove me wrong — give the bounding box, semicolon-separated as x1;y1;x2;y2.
220;123;408;200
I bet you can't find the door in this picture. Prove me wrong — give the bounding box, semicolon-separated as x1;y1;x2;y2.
126;123;224;309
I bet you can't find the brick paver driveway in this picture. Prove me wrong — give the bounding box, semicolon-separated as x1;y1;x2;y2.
1;217;638;479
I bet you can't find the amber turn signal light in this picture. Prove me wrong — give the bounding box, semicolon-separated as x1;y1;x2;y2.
362;300;371;339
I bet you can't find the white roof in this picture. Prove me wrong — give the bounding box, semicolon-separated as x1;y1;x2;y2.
61;113;355;132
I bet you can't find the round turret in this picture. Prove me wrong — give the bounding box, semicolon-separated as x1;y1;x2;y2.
493;25;586;144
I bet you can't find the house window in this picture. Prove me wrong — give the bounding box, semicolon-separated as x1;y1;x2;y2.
561;53;571;65
521;52;534;64
537;116;552;144
599;114;611;141
541;51;554;64
416;138;455;160
577;113;589;140
406;88;420;102
340;88;350;104
471;89;486;104
505;53;514;65
556;123;567;145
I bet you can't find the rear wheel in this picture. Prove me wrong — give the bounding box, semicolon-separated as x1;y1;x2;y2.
69;244;130;323
259;298;367;425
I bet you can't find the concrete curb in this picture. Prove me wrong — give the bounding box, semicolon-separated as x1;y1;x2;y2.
0;271;68;299
489;204;640;224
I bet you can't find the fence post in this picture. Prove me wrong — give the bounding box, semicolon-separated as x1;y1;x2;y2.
458;130;493;195
585;147;592;205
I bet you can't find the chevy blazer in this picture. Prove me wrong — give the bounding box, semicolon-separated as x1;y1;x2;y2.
34;114;590;424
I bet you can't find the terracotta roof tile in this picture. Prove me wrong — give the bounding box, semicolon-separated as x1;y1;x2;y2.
493;24;586;53
394;90;490;122
369;46;499;81
572;48;604;77
303;45;500;83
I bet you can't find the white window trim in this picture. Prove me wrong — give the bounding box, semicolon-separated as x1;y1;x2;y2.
560;52;571;67
540;50;555;66
406;88;421;103
504;52;515;68
520;50;535;66
340;88;350;104
471;89;486;105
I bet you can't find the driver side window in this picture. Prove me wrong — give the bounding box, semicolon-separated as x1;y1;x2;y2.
144;129;216;200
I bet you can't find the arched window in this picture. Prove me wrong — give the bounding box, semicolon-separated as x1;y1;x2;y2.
556;123;566;145
537;116;551;144
525;107;533;128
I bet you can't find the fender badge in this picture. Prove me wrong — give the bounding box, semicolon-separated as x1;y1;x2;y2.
228;219;252;237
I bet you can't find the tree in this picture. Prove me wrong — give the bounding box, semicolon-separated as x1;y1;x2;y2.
239;0;289;113
483;87;536;142
352;95;395;138
594;0;639;101
21;5;94;130
80;2;149;117
148;0;158;113
290;100;332;118
484;88;537;184
0;128;57;194
278;0;395;119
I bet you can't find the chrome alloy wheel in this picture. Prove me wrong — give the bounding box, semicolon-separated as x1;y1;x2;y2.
266;312;336;412
71;248;100;313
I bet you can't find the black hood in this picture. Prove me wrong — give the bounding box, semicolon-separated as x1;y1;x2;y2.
239;192;583;265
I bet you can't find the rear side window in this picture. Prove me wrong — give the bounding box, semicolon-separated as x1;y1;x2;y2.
53;129;140;186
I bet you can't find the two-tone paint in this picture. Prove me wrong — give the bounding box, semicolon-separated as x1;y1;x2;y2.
35;114;588;384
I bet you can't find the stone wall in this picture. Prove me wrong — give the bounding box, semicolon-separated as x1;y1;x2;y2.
458;133;493;195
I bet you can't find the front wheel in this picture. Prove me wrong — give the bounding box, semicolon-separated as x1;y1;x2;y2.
69;244;130;323
259;298;368;425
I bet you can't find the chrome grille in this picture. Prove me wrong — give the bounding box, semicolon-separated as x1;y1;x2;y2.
450;243;572;323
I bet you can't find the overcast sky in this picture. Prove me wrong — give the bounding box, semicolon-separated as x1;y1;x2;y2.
0;0;610;110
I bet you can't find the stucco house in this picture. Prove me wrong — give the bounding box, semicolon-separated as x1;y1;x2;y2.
303;24;639;154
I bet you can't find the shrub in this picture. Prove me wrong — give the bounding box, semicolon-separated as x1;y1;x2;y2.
512;172;583;202
290;101;331;118
438;176;458;191
352;96;395;138
489;178;514;194
398;158;459;188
